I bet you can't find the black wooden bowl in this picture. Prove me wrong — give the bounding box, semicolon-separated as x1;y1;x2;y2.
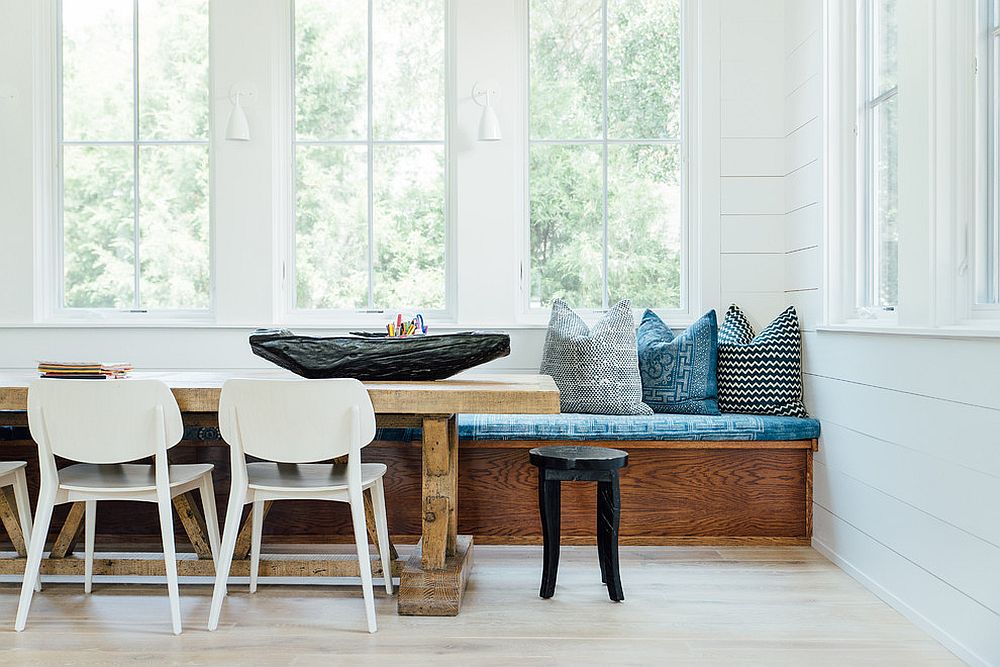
248;329;511;381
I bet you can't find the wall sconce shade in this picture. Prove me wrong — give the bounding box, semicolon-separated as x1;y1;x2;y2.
472;81;502;142
226;92;251;141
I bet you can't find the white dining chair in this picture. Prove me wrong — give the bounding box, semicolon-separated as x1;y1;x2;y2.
17;379;220;635
0;461;40;592
208;378;392;634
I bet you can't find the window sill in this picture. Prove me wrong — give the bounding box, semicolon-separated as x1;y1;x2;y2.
815;322;1000;340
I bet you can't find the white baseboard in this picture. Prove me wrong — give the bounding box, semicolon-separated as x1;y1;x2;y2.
812;535;986;667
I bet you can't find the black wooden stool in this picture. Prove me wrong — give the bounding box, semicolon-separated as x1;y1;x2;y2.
529;445;628;602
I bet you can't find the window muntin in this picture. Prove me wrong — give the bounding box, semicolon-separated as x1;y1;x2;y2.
977;0;1000;305
59;0;210;311
858;0;898;312
292;0;448;312
527;0;685;311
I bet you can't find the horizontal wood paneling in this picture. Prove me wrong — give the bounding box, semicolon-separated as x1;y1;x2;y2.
786;290;822;332
721;253;784;293
814;506;1000;667
785;246;821;291
721;139;785;177
786;117;822;174
814;423;1000;548
805;373;1000;477
803;332;1000;410
785;202;822;251
721;215;785;253
785;160;822;212
785;74;821;134
814;460;1000;615
721;177;785;214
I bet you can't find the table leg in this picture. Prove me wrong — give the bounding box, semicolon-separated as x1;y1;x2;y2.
0;486;27;557
598;476;624;602
398;414;473;616
172;492;214;560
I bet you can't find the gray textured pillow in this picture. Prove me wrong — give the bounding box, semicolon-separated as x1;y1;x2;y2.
540;299;653;415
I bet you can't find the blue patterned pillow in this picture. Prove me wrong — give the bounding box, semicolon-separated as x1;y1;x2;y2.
637;310;720;415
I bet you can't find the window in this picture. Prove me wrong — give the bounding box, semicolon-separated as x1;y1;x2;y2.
857;0;898;312
527;0;685;311
857;0;899;311
977;0;1000;305
58;0;210;311
292;0;448;313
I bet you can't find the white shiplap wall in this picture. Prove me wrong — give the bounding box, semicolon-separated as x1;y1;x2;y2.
785;2;1000;665
719;0;787;328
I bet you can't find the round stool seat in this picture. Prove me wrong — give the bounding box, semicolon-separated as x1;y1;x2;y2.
529;445;628;472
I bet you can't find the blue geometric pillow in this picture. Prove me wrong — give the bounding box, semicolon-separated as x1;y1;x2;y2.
637;309;720;415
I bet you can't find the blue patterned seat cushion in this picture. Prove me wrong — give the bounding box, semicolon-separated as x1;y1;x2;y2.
637;309;719;415
375;413;820;443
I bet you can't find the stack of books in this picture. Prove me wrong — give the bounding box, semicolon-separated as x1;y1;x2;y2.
37;361;134;380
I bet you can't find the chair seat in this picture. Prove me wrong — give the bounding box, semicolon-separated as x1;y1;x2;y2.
246;462;387;492
58;463;214;492
0;460;27;479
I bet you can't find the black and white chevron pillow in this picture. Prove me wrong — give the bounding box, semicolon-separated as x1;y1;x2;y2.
717;305;808;417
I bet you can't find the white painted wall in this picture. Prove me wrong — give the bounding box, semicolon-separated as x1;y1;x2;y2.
785;1;1000;665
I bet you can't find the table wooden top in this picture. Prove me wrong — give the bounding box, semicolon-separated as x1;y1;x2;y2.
0;370;561;416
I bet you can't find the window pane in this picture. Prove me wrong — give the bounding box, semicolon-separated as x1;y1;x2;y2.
295;146;369;309
63;146;135;308
874;95;898;308
295;0;368;140
873;0;897;94
529;144;603;308
372;145;446;309
607;0;681;139
372;0;445;140
138;0;209;141
138;145;210;309
607;145;682;308
62;0;133;141
529;0;603;140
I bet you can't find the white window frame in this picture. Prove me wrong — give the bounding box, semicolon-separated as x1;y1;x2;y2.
518;0;697;325
279;0;456;327
39;0;214;324
973;0;1000;314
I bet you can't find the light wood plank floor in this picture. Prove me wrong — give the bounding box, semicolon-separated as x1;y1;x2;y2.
0;546;958;666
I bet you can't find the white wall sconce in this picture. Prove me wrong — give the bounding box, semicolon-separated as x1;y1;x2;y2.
472;81;501;142
225;87;253;141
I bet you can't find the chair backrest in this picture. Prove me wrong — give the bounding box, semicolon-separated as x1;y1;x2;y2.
27;379;183;464
218;379;376;463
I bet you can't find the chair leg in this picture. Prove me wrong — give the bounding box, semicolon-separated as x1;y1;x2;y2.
15;485;56;631
199;475;221;565
349;489;377;633
598;476;624;602
538;475;561;599
208;485;247;631
84;500;96;594
371;478;393;594
11;469;40;592
156;494;182;635
249;499;264;594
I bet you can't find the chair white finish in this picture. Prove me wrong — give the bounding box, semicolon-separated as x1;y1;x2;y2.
0;462;40;592
208;378;392;634
17;379;220;635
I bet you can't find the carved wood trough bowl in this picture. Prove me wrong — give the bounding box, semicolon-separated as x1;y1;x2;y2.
249;329;511;381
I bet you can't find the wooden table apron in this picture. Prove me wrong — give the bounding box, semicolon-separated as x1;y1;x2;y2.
0;371;561;617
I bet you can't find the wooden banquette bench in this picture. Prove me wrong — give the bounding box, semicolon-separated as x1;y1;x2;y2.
0;413;819;549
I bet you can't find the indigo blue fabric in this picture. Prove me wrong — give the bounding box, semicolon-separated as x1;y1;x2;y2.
637;309;719;415
375;413;820;443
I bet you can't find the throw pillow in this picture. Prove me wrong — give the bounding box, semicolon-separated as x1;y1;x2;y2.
717;304;808;417
637;309;720;415
540;299;653;415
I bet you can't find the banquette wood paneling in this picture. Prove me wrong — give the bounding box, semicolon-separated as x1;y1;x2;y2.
0;432;814;548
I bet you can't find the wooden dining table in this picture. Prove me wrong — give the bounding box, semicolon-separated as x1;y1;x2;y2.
0;369;560;616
